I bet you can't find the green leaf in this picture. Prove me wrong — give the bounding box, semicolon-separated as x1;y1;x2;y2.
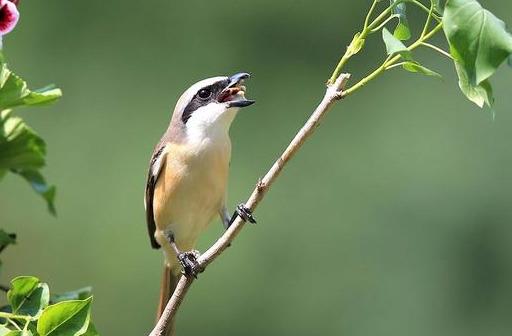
0;111;56;214
508;55;512;67
0;63;10;89
37;297;92;336
433;0;444;14
0;71;62;110
390;1;411;40
7;276;39;312
0;110;46;171
443;0;512;86
0;230;16;253
17;169;57;215
23;85;62;107
81;323;99;336
402;62;442;78
454;61;494;108
8;276;49;318
51;288;93;304
382;28;413;59
18;283;50;318
4;330;33;336
0;325;12;335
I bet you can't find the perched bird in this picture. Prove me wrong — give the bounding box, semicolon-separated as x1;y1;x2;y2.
144;73;256;328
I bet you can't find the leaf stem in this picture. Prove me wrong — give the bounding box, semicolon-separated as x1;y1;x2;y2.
367;5;395;31
6;319;22;331
370;15;398;33
421;42;453;59
411;0;442;22
0;312;32;321
364;0;379;29
421;1;435;38
385;62;408;70
329;54;354;85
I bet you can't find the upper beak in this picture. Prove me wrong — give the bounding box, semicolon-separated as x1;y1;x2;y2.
228;72;250;87
220;72;255;108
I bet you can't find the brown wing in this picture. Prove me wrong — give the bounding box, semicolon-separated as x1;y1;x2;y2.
145;145;166;249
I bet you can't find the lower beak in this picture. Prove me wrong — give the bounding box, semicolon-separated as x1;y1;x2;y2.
228;99;255;108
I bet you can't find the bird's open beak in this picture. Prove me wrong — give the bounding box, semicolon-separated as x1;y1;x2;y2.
218;72;255;108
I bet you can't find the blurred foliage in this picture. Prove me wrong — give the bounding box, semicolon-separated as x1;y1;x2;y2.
0;52;61;214
0;0;511;335
1;3;99;333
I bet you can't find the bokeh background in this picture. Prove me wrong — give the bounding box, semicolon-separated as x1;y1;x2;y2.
1;0;512;335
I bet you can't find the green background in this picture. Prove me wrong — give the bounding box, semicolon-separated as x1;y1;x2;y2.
1;1;512;335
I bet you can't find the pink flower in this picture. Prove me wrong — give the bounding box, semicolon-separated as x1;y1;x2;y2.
0;0;19;36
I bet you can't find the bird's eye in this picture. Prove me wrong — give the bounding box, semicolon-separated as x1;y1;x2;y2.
198;88;212;99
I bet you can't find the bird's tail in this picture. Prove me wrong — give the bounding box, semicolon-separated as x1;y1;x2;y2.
156;264;179;336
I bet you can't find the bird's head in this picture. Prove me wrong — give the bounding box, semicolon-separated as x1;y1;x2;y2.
172;73;254;140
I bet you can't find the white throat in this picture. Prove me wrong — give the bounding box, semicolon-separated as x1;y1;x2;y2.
185;104;238;148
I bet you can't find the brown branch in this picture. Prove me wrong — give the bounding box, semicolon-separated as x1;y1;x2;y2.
149;73;351;336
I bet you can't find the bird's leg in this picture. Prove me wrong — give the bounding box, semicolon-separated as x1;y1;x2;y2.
164;231;203;278
228;203;257;227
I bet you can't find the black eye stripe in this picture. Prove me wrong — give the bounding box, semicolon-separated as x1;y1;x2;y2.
181;79;230;123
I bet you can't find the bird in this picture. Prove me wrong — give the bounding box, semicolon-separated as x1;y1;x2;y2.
144;73;256;332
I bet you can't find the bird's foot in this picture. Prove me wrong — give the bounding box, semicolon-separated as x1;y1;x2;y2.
178;250;203;278
235;203;256;224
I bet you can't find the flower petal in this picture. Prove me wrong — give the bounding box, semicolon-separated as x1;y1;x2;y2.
0;0;20;36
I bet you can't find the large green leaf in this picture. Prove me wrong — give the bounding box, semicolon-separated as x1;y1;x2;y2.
0;110;56;214
7;276;49;318
454;61;494;108
37;298;92;336
382;28;413;59
0;69;61;110
443;0;512;107
0;110;46;170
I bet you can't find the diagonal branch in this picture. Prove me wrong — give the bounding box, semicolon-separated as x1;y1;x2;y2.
149;73;351;336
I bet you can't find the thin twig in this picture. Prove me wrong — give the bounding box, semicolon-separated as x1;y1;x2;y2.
148;73;351;336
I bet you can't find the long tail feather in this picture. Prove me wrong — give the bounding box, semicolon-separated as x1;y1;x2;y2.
157;264;179;336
